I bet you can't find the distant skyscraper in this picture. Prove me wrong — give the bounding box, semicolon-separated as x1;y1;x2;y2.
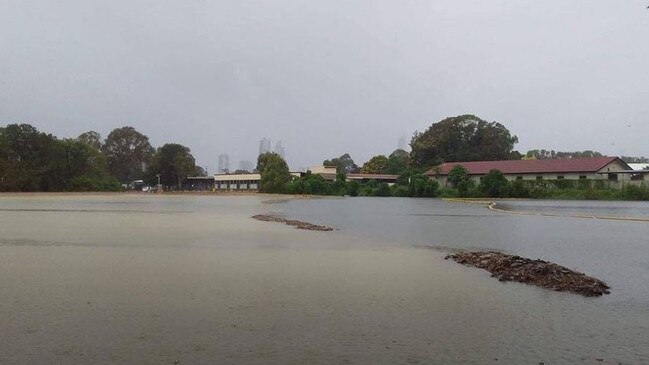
398;135;407;151
218;154;230;174
274;140;286;159
259;138;271;156
239;160;255;172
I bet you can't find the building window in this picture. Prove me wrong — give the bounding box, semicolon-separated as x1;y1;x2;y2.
579;176;587;180
557;176;565;180
536;176;543;181
516;176;523;181
608;173;618;181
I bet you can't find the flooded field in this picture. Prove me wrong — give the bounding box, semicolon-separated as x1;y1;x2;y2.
1;194;648;364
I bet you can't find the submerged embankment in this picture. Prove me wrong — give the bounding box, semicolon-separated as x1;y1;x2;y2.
446;251;610;297
252;214;334;231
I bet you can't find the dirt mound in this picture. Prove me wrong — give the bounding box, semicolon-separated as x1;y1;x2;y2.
445;251;610;297
252;214;334;231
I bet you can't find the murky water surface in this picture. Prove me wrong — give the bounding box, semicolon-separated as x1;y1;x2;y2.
1;195;648;364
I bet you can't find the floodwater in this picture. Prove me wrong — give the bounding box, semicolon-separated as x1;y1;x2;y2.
1;195;648;364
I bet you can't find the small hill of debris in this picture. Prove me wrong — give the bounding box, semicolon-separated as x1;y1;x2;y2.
445;251;610;297
252;214;334;231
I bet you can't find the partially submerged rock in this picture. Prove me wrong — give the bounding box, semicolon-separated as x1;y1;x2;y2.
252;214;334;231
445;251;610;297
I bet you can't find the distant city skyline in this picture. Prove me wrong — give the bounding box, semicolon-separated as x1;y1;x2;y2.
258;138;271;156
239;160;255;172
398;136;407;151
274;140;286;160
217;154;230;174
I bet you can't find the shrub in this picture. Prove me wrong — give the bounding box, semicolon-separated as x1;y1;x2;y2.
510;180;531;198
68;175;121;192
390;184;410;197
620;185;649;200
554;179;576;189
478;169;510;198
346;180;360;197
375;183;391;197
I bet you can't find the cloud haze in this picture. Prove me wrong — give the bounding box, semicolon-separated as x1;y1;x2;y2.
1;0;648;171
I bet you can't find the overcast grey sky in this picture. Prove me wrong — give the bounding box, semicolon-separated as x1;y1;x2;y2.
1;1;648;171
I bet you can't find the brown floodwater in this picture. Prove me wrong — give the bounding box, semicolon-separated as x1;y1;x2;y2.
1;194;648;364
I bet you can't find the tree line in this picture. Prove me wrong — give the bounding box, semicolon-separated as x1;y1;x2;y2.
3;114;646;193
256;151;439;198
256;113;647;200
0;124;203;192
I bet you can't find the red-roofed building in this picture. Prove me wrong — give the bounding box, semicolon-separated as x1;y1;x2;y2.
425;157;645;187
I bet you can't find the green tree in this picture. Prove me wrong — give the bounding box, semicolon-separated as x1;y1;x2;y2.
148;143;198;189
360;155;389;174
346;180;360;196
61;138;120;191
479;169;510;198
385;149;410;175
408;174;439;197
102;126;154;183
410;114;518;167
375;182;391;197
78;131;102;150
0;124;67;191
447;165;470;188
257;152;292;193
323;153;359;174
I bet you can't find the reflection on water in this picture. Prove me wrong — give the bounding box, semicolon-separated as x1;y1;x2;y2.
1;194;648;364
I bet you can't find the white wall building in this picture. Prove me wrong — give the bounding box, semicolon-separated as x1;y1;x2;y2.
426;157;647;188
214;173;261;190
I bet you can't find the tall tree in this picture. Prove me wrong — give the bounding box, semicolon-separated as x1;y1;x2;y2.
447;165;470;188
385;149;411;175
479;169;510;198
360;155;389;174
78;131;102;150
323;153;359;174
102;126;154;183
61;139;120;191
148;143;197;189
0;124;66;191
257;152;292;193
410;114;518;167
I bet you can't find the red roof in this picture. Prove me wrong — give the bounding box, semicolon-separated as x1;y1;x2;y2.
347;173;398;180
427;157;628;176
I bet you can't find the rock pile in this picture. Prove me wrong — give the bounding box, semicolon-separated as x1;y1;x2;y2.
252;214;334;231
445;251;610;297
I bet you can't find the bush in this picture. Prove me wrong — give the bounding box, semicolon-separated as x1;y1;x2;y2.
390;184;410;197
577;179;592;190
554;179;576;189
620;185;649;200
448;165;469;188
346;180;360;197
437;188;458;198
593;180;606;190
510;180;531;198
67;175;121;192
375;183;391;197
478;170;510;198
408;174;439;197
457;180;473;197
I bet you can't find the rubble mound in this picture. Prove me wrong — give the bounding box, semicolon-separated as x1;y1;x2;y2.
252;214;334;231
445;251;610;297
